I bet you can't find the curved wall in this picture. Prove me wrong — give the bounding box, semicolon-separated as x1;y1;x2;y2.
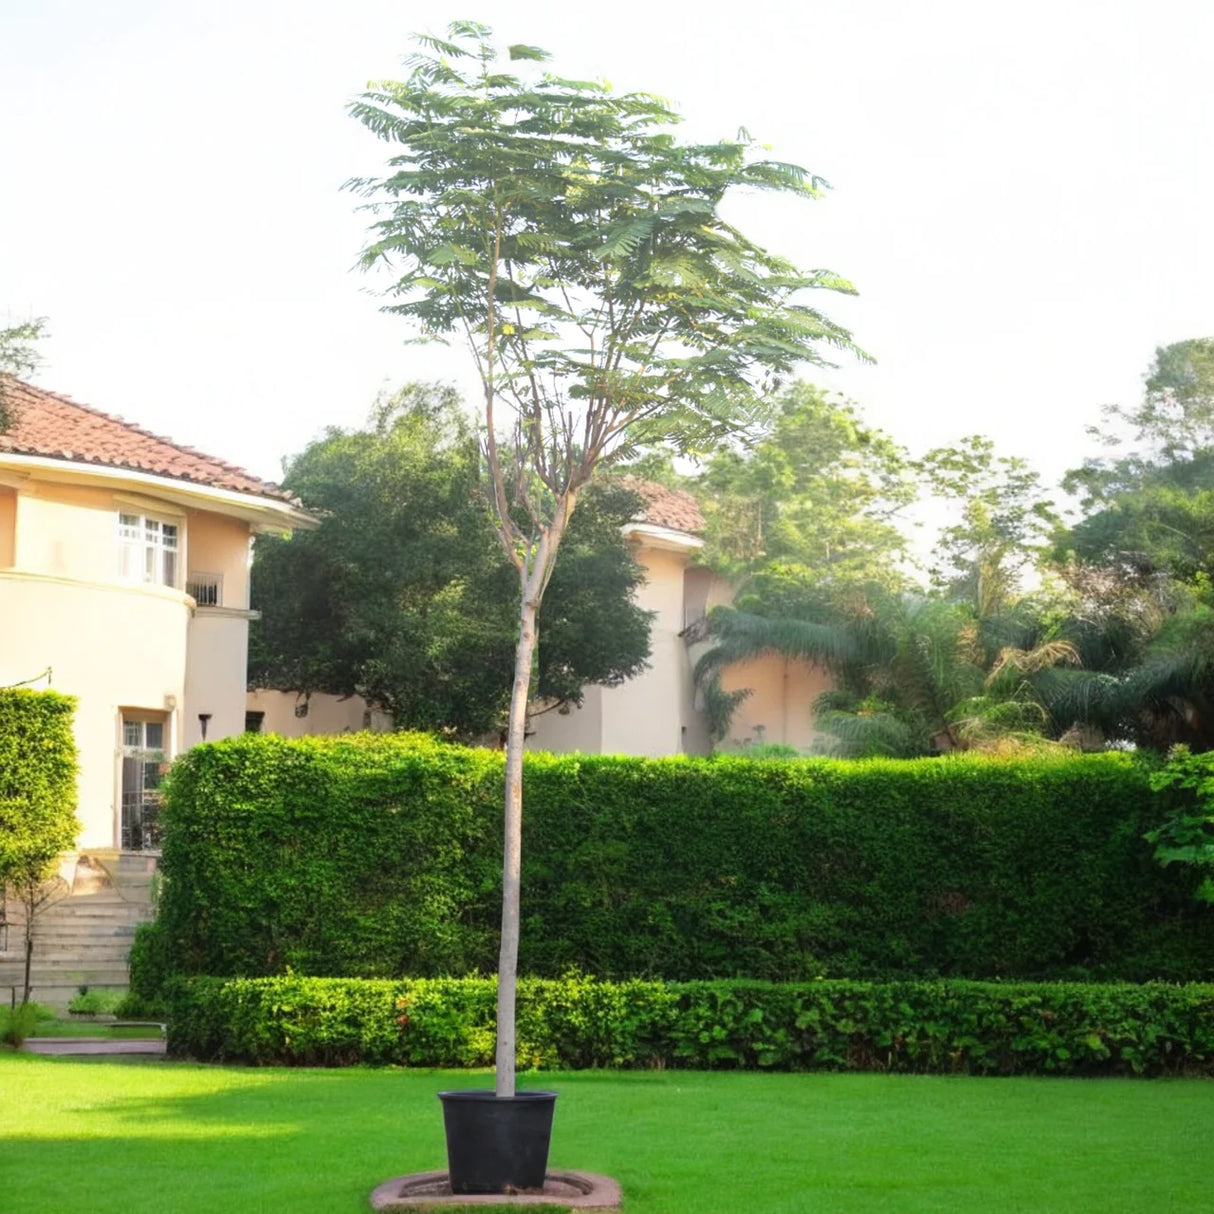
0;572;190;848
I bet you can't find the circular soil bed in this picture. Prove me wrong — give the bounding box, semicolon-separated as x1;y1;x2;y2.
369;1170;621;1210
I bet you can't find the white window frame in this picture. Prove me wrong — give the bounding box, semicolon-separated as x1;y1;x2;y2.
118;712;171;853
117;510;181;589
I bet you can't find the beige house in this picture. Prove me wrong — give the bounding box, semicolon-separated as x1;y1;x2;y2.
244;687;392;737
528;480;832;756
0;378;316;861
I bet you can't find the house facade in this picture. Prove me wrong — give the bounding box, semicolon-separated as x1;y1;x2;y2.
527;480;832;756
244;687;393;737
0;378;316;861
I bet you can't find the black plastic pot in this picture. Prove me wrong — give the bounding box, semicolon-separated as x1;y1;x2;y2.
437;1089;558;1194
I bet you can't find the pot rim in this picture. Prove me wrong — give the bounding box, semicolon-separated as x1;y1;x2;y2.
437;1089;558;1103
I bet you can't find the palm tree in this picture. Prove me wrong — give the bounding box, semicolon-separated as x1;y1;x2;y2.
696;589;1113;757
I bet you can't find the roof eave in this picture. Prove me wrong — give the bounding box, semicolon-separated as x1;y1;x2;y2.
622;521;705;553
0;452;319;531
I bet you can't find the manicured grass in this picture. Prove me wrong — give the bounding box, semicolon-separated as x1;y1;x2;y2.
1;1055;1210;1212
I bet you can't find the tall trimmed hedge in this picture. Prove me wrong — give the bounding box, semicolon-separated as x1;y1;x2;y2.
0;689;78;884
135;735;1214;995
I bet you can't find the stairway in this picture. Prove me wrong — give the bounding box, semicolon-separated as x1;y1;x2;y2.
0;856;157;1010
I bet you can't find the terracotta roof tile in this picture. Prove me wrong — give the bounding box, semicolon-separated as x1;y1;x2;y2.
0;377;296;503
617;475;705;535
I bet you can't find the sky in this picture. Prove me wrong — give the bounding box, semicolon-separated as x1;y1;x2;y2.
2;0;1212;496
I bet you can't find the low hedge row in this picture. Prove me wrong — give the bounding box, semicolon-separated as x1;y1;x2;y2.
164;975;1214;1077
138;735;1214;991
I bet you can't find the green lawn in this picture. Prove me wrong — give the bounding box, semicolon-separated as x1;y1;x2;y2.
1;1054;1210;1212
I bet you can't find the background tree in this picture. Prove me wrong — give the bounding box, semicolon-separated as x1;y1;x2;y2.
0;316;48;431
250;383;652;738
918;435;1058;619
692;381;915;590
1055;338;1214;750
350;22;862;1096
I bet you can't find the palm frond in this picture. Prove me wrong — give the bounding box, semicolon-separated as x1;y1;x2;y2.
695;607;859;683
812;708;931;758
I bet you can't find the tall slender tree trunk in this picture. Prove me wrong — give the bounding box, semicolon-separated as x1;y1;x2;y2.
495;592;540;1098
21;889;34;1006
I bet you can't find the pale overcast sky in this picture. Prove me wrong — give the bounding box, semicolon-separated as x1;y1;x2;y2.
2;0;1211;491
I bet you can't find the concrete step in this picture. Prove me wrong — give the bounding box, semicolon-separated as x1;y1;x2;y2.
7;939;133;954
0;958;130;976
8;946;138;961
11;908;152;925
26;927;142;937
26;917;149;933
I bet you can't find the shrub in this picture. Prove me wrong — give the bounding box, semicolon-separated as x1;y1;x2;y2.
1148;747;1214;902
0;689;78;886
137;736;1214;994
0;1001;39;1048
164;974;1214;1077
67;987;127;1015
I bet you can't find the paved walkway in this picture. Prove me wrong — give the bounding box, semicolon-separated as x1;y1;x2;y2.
22;1036;166;1055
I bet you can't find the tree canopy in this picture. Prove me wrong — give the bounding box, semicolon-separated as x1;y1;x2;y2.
1052;337;1214;750
691;382;915;589
249;383;652;739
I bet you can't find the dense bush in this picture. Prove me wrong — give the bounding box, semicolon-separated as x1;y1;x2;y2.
137;735;1214;992
165;974;1214;1077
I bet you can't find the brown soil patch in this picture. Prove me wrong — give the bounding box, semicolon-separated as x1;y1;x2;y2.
369;1170;621;1210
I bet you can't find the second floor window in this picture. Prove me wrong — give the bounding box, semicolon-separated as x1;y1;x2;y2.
118;512;179;587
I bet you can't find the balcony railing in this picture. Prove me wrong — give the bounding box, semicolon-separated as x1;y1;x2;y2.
186;572;223;607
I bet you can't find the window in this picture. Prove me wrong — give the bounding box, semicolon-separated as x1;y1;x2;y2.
118;512;179;588
120;715;168;851
244;711;265;734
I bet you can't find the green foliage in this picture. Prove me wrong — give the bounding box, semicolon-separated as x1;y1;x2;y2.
692;382;914;587
147;734;499;982
249;384;652;736
0;690;79;889
1147;747;1214;902
918;436;1058;617
699;586;1114;756
133;737;1214;995
1066;337;1214;506
165;974;1214;1077
0;316;48;432
0;1000;39;1049
349;26;862;480
1051;337;1214;751
67;988;127;1015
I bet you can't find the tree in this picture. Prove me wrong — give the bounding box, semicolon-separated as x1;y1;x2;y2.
696;590;1096;757
1054;338;1214;750
918;436;1058;619
1067;337;1214;507
692;381;915;589
350;22;862;1097
0;317;48;431
250;384;652;737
